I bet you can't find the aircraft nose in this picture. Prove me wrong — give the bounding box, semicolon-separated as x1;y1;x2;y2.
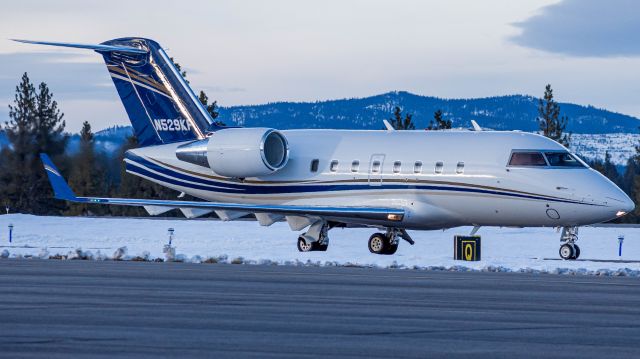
621;193;635;214
606;184;635;217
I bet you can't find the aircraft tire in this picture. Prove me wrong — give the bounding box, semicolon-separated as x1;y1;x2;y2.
573;245;580;259
314;243;328;252
297;236;313;252
384;243;398;255
368;233;387;254
559;243;575;260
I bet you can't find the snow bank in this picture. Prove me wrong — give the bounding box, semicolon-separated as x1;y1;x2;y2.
1;214;639;276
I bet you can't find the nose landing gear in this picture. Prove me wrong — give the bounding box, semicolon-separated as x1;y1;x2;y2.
559;226;580;260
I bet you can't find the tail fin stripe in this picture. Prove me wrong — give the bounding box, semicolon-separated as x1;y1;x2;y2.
109;72;173;100
121;62;162;142
151;53;205;139
109;66;169;95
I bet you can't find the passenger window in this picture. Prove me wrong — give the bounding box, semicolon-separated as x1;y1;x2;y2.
544;152;585;168
456;162;464;174
330;160;339;172
509;152;547;167
310;159;319;172
435;162;443;174
393;161;401;174
371;160;381;173
351;160;360;173
413;161;423;174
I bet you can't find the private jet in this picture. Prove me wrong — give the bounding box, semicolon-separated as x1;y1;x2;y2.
16;37;635;260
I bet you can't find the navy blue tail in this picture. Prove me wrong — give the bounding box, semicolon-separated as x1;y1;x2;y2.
12;37;223;146
98;37;220;146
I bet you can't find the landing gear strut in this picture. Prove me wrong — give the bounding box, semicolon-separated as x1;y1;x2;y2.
559;226;580;260
297;221;330;252
368;228;414;255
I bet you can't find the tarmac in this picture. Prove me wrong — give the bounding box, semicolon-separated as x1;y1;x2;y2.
0;259;639;358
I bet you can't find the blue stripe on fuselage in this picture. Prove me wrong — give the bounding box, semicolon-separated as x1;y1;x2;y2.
124;152;600;206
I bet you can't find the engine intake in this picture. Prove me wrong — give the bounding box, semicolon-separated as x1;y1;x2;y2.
176;128;289;178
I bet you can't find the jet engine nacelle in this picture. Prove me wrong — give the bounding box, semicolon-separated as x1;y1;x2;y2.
176;128;289;178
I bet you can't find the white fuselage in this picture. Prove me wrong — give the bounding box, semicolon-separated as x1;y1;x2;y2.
126;130;634;230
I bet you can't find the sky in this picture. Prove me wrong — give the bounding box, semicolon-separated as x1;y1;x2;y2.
1;0;639;132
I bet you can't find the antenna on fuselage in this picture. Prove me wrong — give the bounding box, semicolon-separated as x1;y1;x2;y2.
382;119;395;131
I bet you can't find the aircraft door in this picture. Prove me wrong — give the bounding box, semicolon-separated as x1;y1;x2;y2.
368;154;385;186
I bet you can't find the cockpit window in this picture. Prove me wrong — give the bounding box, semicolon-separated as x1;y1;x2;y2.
508;152;547;167
544;152;585;168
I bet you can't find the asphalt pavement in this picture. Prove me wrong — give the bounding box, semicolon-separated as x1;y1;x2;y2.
0;260;639;358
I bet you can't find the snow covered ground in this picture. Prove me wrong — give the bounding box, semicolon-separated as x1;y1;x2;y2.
1;214;639;276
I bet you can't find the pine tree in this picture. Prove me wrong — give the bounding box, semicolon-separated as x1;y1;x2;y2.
389;106;415;130
624;132;640;222
32;81;68;213
538;84;570;147
427;109;452;130
602;152;621;187
171;57;225;127
170;57;188;82
66;121;99;215
1;73;36;212
199;90;225;126
1;74;68;214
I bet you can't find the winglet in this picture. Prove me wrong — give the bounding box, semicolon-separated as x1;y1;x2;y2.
40;153;77;201
470;120;482;132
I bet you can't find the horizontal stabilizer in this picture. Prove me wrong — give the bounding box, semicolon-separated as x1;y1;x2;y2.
40;153;405;224
11;39;148;54
40;154;76;200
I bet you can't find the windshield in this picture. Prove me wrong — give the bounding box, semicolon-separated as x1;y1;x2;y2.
508;152;547;166
544;152;585;167
508;150;586;168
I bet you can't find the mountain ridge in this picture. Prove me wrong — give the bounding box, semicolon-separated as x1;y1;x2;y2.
217;91;640;133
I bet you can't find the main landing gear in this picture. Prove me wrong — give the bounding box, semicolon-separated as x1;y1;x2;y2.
368;228;414;255
559;226;580;260
297;221;330;252
296;223;414;255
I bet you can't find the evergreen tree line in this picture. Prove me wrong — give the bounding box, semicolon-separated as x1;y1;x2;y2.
2;74;638;222
1;65;219;216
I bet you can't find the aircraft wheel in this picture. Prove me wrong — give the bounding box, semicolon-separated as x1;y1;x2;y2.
315;243;328;252
368;233;387;254
559;243;575;260
385;242;398;255
573;245;580;259
297;236;313;252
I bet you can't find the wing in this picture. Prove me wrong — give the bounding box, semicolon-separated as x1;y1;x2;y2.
41;154;404;225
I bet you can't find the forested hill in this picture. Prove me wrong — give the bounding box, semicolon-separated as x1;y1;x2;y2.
218;91;639;133
1;91;638;150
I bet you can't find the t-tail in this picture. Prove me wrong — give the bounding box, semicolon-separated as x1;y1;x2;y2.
13;38;221;146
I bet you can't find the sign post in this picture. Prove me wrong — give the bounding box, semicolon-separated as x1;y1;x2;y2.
454;235;481;261
163;228;176;261
8;223;13;243
618;235;624;257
